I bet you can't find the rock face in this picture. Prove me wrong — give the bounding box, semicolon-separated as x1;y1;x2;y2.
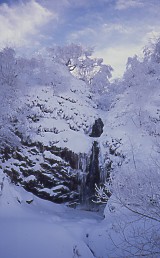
1;124;103;206
0;83;124;207
2;145;80;203
89;118;104;137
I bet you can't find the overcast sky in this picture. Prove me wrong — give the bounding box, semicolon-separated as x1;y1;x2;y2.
0;0;160;77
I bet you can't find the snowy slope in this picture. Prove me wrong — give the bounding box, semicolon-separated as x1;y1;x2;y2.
85;60;160;257
2;69;116;206
0;171;102;258
1;43;160;258
24;83;97;153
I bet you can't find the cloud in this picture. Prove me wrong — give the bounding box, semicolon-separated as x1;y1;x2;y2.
142;29;160;44
115;0;143;10
95;44;143;78
39;0;70;12
69;22;134;48
102;23;132;34
69;27;96;42
102;26;160;78
0;0;55;48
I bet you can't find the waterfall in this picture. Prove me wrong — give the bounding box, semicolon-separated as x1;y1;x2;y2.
79;118;105;207
77;153;89;204
85;141;100;205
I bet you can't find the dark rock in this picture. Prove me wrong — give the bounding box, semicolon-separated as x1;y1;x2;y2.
89;118;104;137
60;149;79;169
3;144;80;204
26;199;33;204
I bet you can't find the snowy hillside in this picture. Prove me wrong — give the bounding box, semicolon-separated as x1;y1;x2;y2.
1;60;123;208
0;170;103;258
0;40;160;258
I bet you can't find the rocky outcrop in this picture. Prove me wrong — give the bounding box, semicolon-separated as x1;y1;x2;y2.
89;118;104;137
2;144;80;204
1;134;124;207
0;85;124;208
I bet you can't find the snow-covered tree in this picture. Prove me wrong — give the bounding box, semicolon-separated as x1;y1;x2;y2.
0;47;18;86
48;43;84;71
0;48;39;149
47;43;113;95
90;64;113;94
95;37;160;257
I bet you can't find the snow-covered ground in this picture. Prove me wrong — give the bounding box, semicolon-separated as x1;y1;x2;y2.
0;42;160;258
1;172;160;258
0;173;103;258
1;82;159;258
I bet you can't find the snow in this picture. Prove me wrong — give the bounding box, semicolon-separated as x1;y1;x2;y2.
23;82;98;154
43;150;65;162
0;172;102;258
1;176;157;258
23;175;36;182
0;42;160;258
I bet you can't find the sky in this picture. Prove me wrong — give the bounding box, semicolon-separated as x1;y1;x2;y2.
0;0;160;78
